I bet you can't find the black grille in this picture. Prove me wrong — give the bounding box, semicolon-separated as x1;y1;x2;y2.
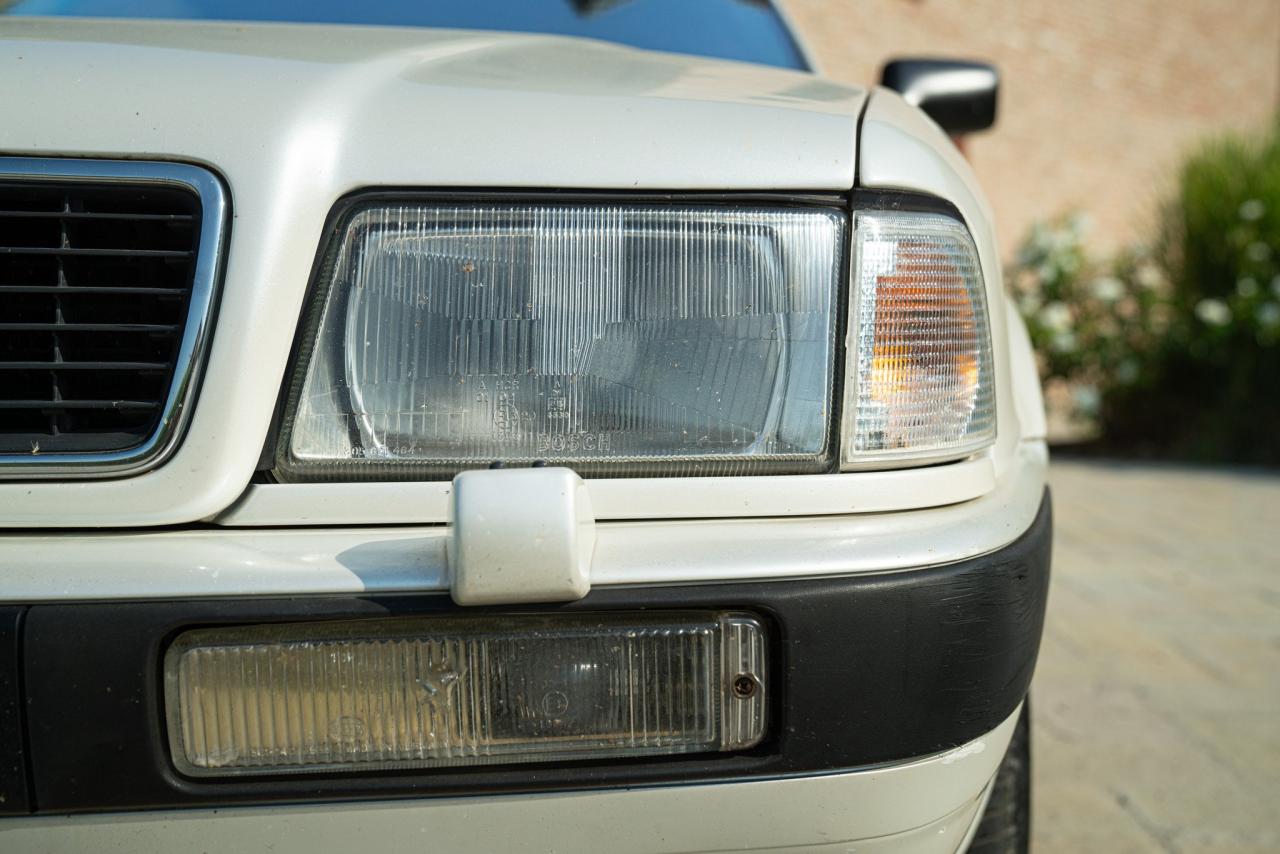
0;181;200;455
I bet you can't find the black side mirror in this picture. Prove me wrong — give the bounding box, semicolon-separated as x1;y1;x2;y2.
879;58;999;135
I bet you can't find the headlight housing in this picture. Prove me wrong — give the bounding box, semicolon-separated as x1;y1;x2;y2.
276;196;994;482
277;202;846;481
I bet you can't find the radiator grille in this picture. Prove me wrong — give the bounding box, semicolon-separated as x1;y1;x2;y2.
0;172;207;464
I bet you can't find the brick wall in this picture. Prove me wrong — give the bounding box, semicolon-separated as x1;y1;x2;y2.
782;0;1280;255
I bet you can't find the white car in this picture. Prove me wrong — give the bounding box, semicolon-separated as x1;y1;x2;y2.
0;2;1049;853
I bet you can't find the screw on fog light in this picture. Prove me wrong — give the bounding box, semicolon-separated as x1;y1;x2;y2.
164;612;768;776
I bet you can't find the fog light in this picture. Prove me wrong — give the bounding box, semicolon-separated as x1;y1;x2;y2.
165;612;766;776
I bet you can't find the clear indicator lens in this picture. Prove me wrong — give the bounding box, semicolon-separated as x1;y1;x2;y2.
843;211;995;465
280;204;844;480
165;612;767;775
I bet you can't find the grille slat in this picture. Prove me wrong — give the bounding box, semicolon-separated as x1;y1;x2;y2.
0;286;186;295
0;400;161;411
0;323;180;333
0;247;193;258
0;210;196;222
0;176;203;457
0;362;170;372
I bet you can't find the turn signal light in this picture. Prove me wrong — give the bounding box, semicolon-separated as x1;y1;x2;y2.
842;211;996;466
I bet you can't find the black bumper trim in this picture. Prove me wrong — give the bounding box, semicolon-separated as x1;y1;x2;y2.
13;490;1051;815
0;607;27;815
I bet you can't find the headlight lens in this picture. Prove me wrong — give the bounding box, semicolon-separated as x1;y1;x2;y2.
842;211;996;466
278;203;845;481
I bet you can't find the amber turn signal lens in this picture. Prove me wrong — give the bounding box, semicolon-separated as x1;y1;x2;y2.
843;211;995;466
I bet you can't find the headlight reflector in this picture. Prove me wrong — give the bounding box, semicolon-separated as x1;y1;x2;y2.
279;203;845;480
842;211;996;465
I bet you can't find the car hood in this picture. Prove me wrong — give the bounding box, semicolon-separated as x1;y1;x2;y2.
0;17;865;190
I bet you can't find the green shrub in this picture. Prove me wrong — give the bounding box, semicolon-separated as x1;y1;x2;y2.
1012;120;1280;465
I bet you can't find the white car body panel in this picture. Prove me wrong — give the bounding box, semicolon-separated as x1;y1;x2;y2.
215;455;997;525
0;441;1045;601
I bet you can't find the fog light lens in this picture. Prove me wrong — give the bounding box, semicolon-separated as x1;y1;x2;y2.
165;612;766;776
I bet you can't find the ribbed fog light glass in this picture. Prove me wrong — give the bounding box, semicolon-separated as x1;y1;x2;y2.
278;203;844;480
842;211;996;466
165;612;767;776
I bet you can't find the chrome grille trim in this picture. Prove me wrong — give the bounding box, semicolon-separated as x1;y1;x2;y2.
0;157;227;479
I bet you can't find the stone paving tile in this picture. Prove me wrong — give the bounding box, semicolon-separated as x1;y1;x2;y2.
1032;461;1280;854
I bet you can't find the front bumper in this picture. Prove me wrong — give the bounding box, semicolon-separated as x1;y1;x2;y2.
0;491;1050;852
0;491;1050;820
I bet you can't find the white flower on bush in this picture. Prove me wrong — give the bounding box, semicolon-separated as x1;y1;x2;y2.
1089;276;1124;302
1239;199;1266;221
1237;277;1260;298
1135;262;1166;291
1258;302;1280;327
1246;242;1272;263
1194;298;1232;326
1050;331;1078;353
1019;292;1043;316
1039;301;1073;333
1072;384;1101;416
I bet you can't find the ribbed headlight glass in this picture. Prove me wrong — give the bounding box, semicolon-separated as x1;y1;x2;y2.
279;203;844;481
842;211;996;466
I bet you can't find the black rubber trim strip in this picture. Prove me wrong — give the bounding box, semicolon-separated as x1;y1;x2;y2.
852;188;968;227
0;606;28;814
19;490;1050;814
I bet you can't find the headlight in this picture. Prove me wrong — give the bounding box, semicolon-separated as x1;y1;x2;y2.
278;202;846;481
277;197;994;482
841;210;995;467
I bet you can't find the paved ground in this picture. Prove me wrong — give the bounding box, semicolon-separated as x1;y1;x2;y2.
1032;460;1280;853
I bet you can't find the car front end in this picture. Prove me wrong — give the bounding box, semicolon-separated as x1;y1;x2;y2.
0;14;1049;853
